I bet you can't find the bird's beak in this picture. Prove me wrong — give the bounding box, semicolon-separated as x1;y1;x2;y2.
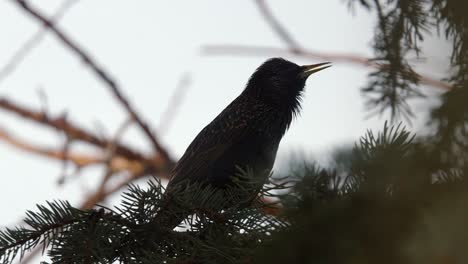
300;62;331;78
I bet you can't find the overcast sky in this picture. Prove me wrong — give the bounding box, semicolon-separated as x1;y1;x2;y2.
0;1;450;261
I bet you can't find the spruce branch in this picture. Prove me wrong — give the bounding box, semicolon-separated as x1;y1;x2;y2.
0;201;84;264
0;176;288;263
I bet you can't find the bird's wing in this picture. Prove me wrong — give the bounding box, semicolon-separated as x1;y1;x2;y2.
166;97;264;189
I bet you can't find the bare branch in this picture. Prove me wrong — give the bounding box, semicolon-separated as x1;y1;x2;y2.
0;0;79;84
11;0;174;166
158;73;192;136
92;117;134;198
201;44;452;90
79;172;147;210
0;98;144;160
0;97;171;176
57;128;72;185
82;117;167;209
0;126;147;175
202;0;452;92
0;127;98;166
254;0;301;51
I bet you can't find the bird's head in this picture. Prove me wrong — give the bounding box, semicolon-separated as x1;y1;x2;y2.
244;57;330;114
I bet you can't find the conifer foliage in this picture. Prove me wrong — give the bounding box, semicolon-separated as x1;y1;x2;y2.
0;178;288;263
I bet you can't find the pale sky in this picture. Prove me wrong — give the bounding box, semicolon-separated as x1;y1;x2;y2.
0;1;450;261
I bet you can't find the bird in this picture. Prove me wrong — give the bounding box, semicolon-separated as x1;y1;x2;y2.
155;58;331;230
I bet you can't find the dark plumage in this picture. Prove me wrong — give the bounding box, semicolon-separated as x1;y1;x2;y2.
156;58;330;229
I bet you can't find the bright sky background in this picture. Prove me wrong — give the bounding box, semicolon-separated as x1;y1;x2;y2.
0;0;450;261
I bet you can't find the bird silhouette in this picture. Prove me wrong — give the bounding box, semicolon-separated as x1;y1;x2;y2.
155;58;331;229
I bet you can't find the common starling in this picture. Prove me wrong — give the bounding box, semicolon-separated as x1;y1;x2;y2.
156;58;330;229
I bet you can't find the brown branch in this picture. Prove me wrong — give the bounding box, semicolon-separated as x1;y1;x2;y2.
0;127;147;175
0;97;148;161
80;117;137;208
201;44;452;90
0;97;171;181
12;0;174;166
0;127;98;166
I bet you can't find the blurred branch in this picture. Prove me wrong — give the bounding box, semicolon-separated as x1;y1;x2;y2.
12;0;174;167
56;133;72;185
202;0;451;92
0;126;148;175
158;73;192;136
0;127;99;167
0;0;78;84
254;0;301;51
201;44;452;91
79;172;144;210
81;117;138;208
0;97;151;163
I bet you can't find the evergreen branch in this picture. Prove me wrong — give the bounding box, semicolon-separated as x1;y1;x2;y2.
356;121;415;159
117;179;165;225
282;122;417;204
429;1;468;167
362;0;428;120
431;0;468;68
1;177;287;263
0;201;84;263
430;86;468;166
4;122;464;263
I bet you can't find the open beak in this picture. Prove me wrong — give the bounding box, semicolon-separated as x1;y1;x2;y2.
300;62;331;78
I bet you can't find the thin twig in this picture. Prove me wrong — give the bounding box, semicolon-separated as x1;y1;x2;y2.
158;73;192;136
254;0;301;51
0;127;99;166
202;0;452;91
0;0;79;84
57;116;72;185
81;117;166;209
93;117;134;200
12;0;174;166
0;97;152;163
201;44;452;90
79;172;146;209
0;126;146;174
